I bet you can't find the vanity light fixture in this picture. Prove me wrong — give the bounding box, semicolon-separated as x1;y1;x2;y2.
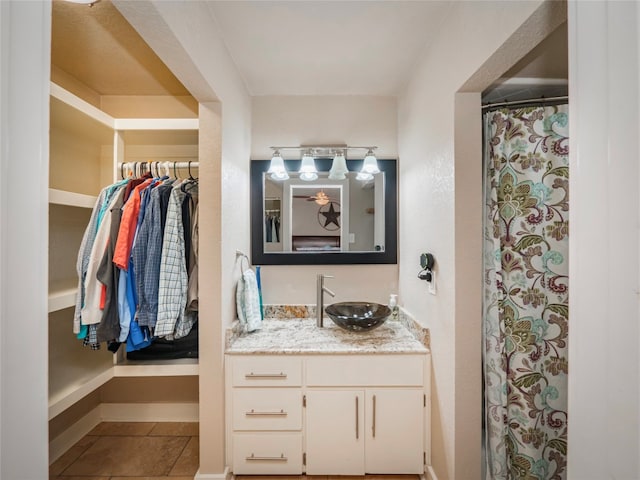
267;150;289;180
328;150;348;180
299;150;318;181
269;145;380;180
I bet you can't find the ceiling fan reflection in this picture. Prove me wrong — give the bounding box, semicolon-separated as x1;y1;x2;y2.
293;189;333;205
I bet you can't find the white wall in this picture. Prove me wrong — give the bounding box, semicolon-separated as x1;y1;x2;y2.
0;1;51;478
568;2;640;478
252;95;398;305
114;1;251;476
397;2;549;478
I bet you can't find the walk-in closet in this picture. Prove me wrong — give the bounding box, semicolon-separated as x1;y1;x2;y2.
48;0;201;464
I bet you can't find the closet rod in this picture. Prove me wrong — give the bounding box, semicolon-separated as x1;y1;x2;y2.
117;161;199;169
482;95;568;110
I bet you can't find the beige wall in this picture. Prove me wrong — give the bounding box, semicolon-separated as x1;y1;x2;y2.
252;95;398;305
397;1;561;478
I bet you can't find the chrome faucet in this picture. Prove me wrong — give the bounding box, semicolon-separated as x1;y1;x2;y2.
316;274;335;327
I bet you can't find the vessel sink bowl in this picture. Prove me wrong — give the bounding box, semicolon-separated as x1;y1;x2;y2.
325;302;391;332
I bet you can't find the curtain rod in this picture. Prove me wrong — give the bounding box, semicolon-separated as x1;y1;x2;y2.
482;95;569;110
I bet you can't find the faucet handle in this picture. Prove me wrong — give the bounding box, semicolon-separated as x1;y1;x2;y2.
322;274;334;279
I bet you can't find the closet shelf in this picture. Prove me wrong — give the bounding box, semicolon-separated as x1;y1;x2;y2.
49;189;97;209
49;279;78;313
49;368;114;420
113;358;199;377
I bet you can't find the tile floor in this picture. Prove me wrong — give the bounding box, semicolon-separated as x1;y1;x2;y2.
50;422;199;480
50;422;419;480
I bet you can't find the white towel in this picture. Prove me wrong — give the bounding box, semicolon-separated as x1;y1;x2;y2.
236;266;262;333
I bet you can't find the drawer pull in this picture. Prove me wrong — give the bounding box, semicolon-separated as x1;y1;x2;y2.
245;372;287;379
246;453;288;462
245;409;287;416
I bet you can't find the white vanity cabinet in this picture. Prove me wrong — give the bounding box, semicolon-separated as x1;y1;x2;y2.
305;354;426;475
226;352;430;475
228;356;304;474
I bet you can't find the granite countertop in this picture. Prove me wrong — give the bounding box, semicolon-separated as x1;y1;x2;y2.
225;317;429;355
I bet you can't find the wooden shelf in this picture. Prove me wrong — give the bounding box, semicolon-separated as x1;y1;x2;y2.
50;82;114;129
113;358;199;377
49;189;97;209
49;368;114;420
114;118;198;131
49;279;78;313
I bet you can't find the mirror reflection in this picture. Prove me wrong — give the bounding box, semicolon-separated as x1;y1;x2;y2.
250;158;397;265
264;172;385;253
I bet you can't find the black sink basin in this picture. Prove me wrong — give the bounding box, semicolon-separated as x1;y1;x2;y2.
325;302;391;332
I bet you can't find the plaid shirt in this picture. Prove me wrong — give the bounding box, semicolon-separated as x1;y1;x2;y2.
134;184;169;327
155;185;196;339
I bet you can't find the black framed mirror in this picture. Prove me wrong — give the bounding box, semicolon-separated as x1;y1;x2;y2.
251;158;397;265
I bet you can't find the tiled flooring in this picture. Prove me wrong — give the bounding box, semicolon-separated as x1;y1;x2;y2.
50;422;199;480
50;422;419;480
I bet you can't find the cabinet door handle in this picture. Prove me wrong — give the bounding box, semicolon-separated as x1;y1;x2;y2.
245;372;287;379
372;394;376;438
246;453;287;462
245;409;287;416
355;396;359;439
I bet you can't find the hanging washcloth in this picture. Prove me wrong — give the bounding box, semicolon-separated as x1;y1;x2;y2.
236;254;262;332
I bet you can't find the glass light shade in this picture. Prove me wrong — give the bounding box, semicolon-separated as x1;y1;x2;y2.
361;150;380;174
267;153;289;180
328;152;348;180
356;171;374;181
299;154;318;181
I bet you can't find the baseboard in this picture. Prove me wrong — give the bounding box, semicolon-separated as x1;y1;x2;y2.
194;466;230;479
49;405;102;464
426;465;439;480
100;402;199;422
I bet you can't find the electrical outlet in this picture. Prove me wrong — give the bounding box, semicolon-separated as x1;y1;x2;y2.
428;271;436;295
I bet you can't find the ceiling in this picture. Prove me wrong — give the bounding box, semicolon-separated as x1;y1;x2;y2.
206;1;454;96
52;0;568;100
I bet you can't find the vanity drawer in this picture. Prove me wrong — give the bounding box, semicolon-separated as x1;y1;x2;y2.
306;354;425;386
232;433;303;474
233;388;302;431
232;356;302;387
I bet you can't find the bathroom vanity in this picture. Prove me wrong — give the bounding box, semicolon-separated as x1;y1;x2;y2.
225;316;430;475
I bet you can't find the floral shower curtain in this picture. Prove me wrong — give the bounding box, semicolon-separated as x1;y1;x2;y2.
483;105;569;480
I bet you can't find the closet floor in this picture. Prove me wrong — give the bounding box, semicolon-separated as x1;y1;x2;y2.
50;422;419;480
50;422;199;480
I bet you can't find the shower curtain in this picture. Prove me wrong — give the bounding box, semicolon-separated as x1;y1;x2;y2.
483;105;569;480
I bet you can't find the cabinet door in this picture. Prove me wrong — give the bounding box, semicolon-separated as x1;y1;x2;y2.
365;389;424;473
305;389;365;475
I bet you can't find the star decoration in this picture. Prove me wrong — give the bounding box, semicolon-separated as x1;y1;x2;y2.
320;202;340;228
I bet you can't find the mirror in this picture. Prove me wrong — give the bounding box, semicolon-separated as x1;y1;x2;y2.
251;158;397;265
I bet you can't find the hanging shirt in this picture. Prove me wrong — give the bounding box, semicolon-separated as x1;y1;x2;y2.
81;187;124;325
73;187;108;335
113;179;153;270
96;187;127;343
186;192;199;313
156;185;196;339
134;179;174;328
